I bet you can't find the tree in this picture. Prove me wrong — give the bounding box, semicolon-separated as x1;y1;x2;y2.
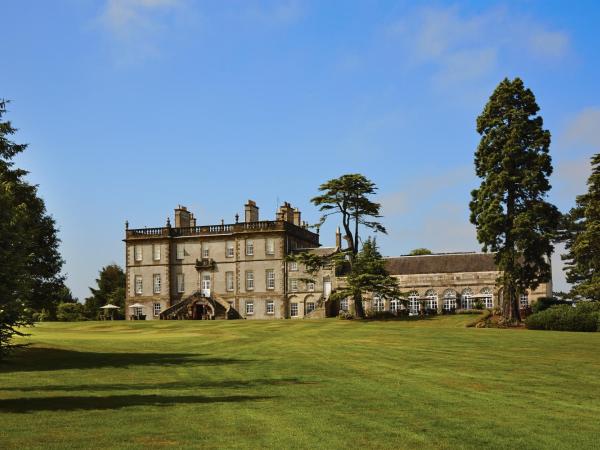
311;174;386;317
409;248;432;255
84;264;125;319
561;153;600;300
0;99;63;358
56;302;86;322
312;174;385;255
330;238;402;315
469;78;560;322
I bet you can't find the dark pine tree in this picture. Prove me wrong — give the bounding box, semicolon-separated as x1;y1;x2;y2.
0;99;64;358
561;153;600;300
470;78;560;322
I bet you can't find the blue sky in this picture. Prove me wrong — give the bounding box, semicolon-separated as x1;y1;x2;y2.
2;0;599;300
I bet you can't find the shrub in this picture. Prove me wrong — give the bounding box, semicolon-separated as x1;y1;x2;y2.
338;310;354;320
526;303;600;332
531;297;572;314
365;310;397;320
56;302;86;322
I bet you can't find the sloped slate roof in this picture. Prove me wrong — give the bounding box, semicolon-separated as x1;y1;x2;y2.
294;247;339;257
385;253;497;275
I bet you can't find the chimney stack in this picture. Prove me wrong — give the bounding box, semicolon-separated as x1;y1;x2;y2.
174;205;191;228
293;208;301;226
335;226;342;249
245;200;259;222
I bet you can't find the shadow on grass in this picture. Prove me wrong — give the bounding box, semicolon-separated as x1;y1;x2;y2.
0;347;253;373
0;378;318;392
0;394;273;413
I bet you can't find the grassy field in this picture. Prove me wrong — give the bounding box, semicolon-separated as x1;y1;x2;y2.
1;315;599;449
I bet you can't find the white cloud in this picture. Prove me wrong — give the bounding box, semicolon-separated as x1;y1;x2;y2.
98;0;184;62
388;5;571;86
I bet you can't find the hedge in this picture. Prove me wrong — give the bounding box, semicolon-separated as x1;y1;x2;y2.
526;302;600;332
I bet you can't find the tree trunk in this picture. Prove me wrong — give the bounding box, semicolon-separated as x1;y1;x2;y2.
502;280;522;323
353;291;365;318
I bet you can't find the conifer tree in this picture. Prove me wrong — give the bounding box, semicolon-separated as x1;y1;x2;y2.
0;99;63;358
561;153;600;300
470;78;560;322
311;174;386;317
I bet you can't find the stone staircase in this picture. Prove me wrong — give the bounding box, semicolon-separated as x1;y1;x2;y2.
160;291;241;320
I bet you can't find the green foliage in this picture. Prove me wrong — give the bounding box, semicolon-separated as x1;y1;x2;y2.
330;238;402;319
409;248;432;255
84;264;125;319
469;78;560;321
0;99;63;358
364;310;397;320
561;153;600;300
311;174;385;255
56;302;86;322
526;303;600;332
531;297;572;314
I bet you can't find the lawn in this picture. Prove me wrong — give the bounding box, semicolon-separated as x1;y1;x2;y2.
1;315;599;449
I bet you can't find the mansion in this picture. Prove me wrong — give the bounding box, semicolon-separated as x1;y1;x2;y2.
124;200;551;320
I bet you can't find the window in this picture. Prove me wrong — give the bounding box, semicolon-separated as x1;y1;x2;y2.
153;274;161;294
307;281;315;292
390;298;399;313
266;269;275;289
289;261;298;271
306;302;315;314
246;271;254;290
266;300;274;314
135;276;143;295
266;239;275;255
340;298;349;311
226;241;235;258
153;302;161;316
290;302;298;317
246;301;254;315
520;292;529;308
461;288;473;310
153;244;161;261
202;247;209;258
481;287;494;309
133;306;143;317
373;296;385;312
246;240;254;256
176;244;184;260
408;291;420;315
290;278;298;292
177;273;185;293
425;289;438;311
134;245;143;262
226;271;234;291
443;289;457;311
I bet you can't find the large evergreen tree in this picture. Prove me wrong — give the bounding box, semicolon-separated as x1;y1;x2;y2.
469;78;560;322
0;99;63;358
310;174;387;317
561;153;600;300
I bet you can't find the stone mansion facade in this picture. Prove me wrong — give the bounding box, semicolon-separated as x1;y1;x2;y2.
124;201;552;320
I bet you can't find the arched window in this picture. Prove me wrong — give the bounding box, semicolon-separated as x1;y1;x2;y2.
443;289;457;311
480;287;493;309
424;289;438;311
461;288;473;310
373;295;385;312
520;292;529;308
390;298;399;313
408;291;420;315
